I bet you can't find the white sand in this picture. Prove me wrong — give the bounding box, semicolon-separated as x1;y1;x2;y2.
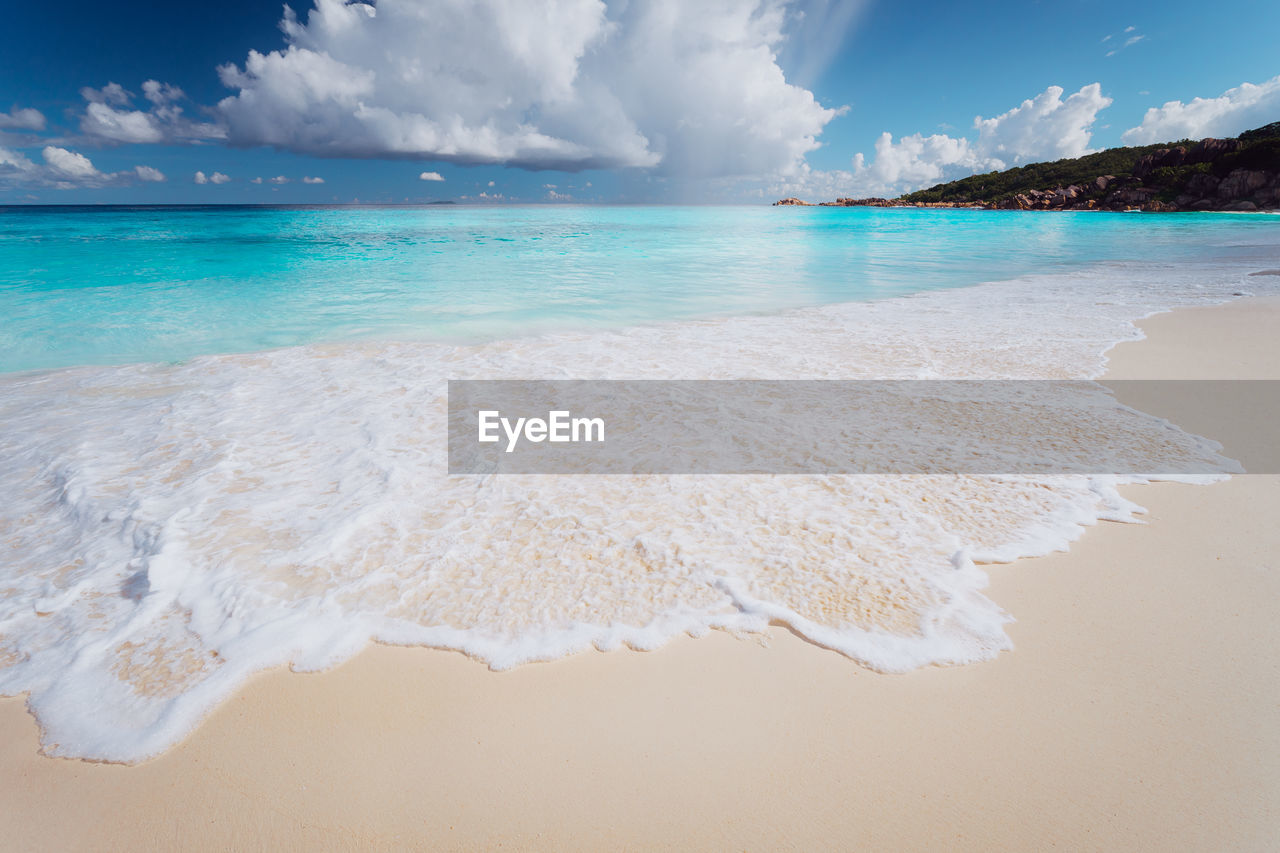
2;295;1277;850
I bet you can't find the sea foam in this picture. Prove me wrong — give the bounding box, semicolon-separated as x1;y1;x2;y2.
0;260;1269;761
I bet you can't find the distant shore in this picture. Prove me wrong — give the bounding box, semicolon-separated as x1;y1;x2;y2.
778;122;1280;212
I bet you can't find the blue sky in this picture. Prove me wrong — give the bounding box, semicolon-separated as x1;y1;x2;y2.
2;0;1277;203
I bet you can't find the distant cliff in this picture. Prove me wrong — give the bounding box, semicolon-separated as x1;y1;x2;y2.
776;122;1280;212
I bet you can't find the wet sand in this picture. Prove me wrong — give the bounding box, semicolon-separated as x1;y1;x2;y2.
2;296;1277;850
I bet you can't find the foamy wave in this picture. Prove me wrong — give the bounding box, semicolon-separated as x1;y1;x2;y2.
0;262;1266;761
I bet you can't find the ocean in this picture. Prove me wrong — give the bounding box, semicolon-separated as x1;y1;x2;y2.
3;204;1278;373
0;204;1277;761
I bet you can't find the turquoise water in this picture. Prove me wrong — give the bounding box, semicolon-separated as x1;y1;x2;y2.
1;204;1277;373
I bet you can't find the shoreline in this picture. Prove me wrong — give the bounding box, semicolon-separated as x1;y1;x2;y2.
2;295;1279;848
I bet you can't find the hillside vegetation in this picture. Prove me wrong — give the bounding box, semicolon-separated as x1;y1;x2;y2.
776;122;1280;212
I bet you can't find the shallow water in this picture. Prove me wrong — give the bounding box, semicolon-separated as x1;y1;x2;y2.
2;204;1277;373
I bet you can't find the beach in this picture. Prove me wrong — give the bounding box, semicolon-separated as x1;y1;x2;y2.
1;294;1276;850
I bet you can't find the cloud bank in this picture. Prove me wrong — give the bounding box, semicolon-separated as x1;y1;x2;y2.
0;144;165;189
1121;74;1280;144
214;0;837;176
80;80;226;144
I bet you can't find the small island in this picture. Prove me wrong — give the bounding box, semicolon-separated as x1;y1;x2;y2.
778;121;1280;212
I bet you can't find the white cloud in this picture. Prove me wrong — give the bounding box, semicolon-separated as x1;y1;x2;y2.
270;175;290;184
302;175;324;183
43;146;103;180
83;101;166;143
487;180;495;187
1102;26;1145;57
766;83;1113;201
850;132;992;193
1122;75;1280;145
194;170;208;184
0;147;41;181
759;162;857;201
79;80;226;144
0;106;46;131
214;0;836;177
195;170;231;184
142;80;184;106
844;83;1112;197
251;176;263;184
0;144;164;189
80;83;132;106
973;84;1111;163
419;171;445;181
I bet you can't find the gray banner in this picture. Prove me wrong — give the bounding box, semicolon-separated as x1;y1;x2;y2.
447;380;1280;475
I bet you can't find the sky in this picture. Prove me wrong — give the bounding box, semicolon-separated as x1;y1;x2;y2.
1;0;1278;204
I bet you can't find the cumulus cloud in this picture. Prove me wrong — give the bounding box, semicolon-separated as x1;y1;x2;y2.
82;101;166;143
846;83;1112;197
194;170;231;184
0;147;41;182
214;0;836;177
79;80;226;144
251;176;263;183
1121;75;1280;145
0;106;46;131
0;145;161;189
43;146;103;180
973;84;1111;163
419;171;445;181
270;175;290;184
80;83;133;106
756;161;858;202
142;80;184;106
767;83;1113;201
302;175;324;183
